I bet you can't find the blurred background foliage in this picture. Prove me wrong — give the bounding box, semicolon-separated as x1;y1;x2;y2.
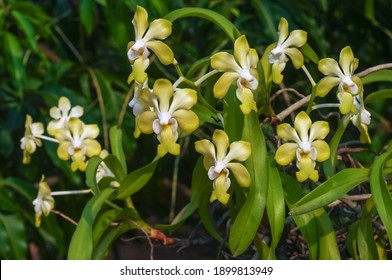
0;0;391;259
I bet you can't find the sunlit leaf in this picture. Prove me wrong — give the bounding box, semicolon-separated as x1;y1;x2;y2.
165;7;241;41
116;157;159;199
68;188;115;259
290;168;370;215
365;89;392;104
229;112;268;256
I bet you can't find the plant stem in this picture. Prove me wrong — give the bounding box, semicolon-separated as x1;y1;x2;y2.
312;103;340;110
36;135;59;143
302;65;316;87
51;189;91;196
194;69;218;86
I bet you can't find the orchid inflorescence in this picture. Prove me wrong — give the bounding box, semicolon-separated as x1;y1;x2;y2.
23;5;378;230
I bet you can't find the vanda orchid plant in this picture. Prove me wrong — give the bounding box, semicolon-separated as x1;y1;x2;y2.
21;6;392;260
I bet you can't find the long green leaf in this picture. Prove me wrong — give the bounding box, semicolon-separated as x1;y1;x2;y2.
266;156;285;259
80;0;95;35
365;89;392;104
3;32;25;95
116;158;159;199
281;174;319;259
198;188;224;242
369;145;392;243
11;10;37;51
68;188;115;259
313;208;341;259
109;126;127;172
0;214;27;259
357;199;379;259
362;70;392;84
229;112;268;256
290;168;370;215
85;156;104;194
165;8;241;41
346;221;360;259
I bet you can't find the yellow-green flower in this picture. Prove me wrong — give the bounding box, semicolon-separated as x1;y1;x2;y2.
32;176;54;227
275;111;330;182
269;17;307;84
210;35;259;115
316;46;363;114
55;118;101;172
136;79;199;157
127;6;174;84
20;115;44;164
47;96;84;135
195;129;251;204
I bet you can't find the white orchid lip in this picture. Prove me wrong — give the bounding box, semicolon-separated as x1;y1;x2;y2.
158;111;172;125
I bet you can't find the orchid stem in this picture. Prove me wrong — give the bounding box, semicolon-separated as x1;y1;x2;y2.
194;70;218;87
302;65;316;87
51;189;91;196
312;103;341;111
36;135;59;143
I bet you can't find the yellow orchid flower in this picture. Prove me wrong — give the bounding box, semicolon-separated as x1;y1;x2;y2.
136;79;199;157
195;129;251;204
210;35;259;115
20;115;44;164
275;111;330;182
316;46;363;115
351;105;372;144
32;176;55;227
127;6;174;84
55;118;101;172
269;17;307;84
47;96;84;135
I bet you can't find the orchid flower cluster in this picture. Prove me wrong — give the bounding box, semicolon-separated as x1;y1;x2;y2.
22;6;379;236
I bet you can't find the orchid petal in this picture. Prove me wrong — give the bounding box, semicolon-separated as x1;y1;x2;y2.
284;47;304;69
277;18;289;45
173;109;199;132
339;46;354;76
277;123;301;143
137;111;157;134
296;157;319;182
316;76;341;97
143;18;172;41
84;139;102;157
169;88;197;112
312;140;330;162
339;91;354;114
275;143;298;166
226;162;251;187
195;139;216;169
225;141;251;163
146;40;174;65
133;6;148;39
213;72;239;99
234;35;250;69
309;120;329;141
213;173;230;204
211;52;241;72
153;79;173;112
318;58;343;77
212;129;229;161
283;30;307;48
294;111;311;142
157;125;180;157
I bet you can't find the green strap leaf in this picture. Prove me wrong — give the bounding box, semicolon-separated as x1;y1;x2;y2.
229;112;268;256
86;156;104;194
357;199;379;259
165;7;241;41
266;156;285;259
291;168;370;215
109;126;127;172
0;214;27;259
3;32;25;96
11;10;38;52
369;145;392;243
362;70;392;84
68;188;115;259
79;0;95;36
281;174;319;259
365;89;392;104
116;157;159;199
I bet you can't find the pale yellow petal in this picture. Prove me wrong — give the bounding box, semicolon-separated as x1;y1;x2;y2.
143;18;172;41
318;58;343;77
58;96;71;114
195;139;216;169
68;118;83;139
157;125;180;157
234;35;250;69
170;88;197;112
57;141;71;160
214;173;230;204
339;91;354;115
226;162;250;187
211;52;241;72
137;111;157;134
312;140;330;162
212;129;229;161
237;88;257;115
277;18;288;45
133;6;148;39
283;30;307;48
213;72;239;99
275;143;298;166
296;157;319;182
173;110;199;132
248;48;259;69
133;58;149;83
146;40;174;65
277;123;301;143
316;76;341;97
339;46;354;76
294;111;311;142
153;79;173;112
284;47;304;69
271;62;286;84
309;121;329;141
225;141;251;162
84;139;102;157
82;124;100;140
